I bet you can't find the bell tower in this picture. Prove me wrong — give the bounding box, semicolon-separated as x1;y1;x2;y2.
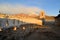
39;10;45;19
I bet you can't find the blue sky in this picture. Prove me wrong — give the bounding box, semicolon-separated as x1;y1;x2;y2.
0;0;60;16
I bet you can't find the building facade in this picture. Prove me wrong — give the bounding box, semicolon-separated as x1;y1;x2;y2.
55;14;60;26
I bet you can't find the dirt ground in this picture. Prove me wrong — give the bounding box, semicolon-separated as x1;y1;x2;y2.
0;24;60;40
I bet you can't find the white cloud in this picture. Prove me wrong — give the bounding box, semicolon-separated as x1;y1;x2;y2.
0;4;41;14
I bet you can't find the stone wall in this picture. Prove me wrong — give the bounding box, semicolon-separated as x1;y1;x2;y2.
55;14;60;26
55;17;60;26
